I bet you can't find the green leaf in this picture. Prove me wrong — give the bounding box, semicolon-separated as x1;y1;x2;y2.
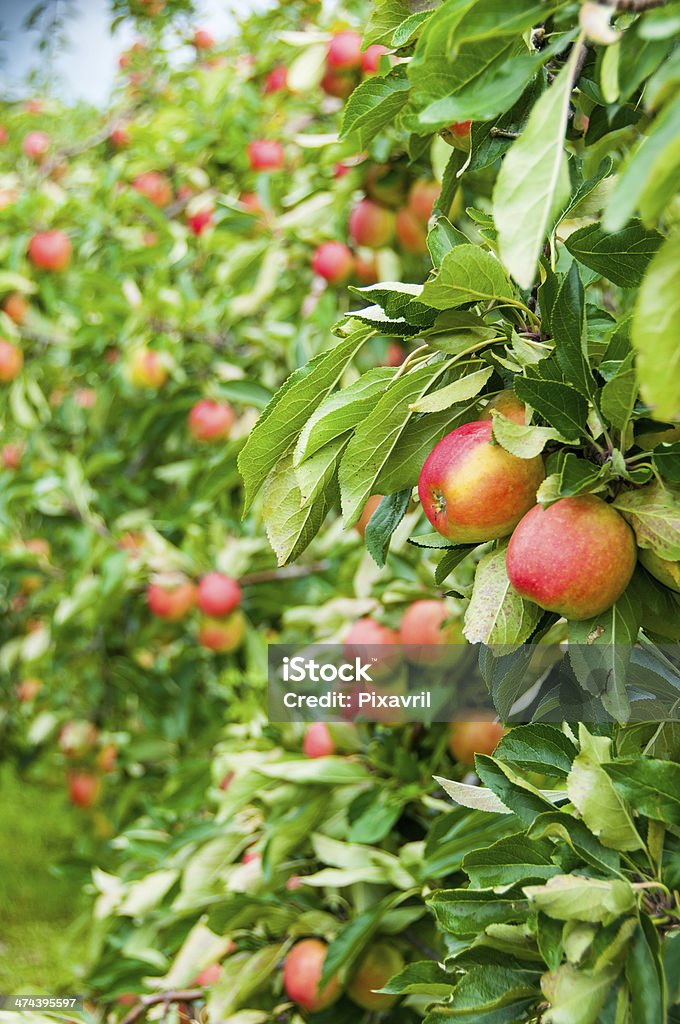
567;592;641;722
613;481;680;559
601;353;638;436
435;545;475;584
428;217;470;269
364;0;411;46
653;442;680;484
321;890;412;985
525;875;635;925
631;230;680;422
567;746;644;852
528;813;620;875
262;454;336;565
625;917;666;1024
340;66;411;146
514;373;588;442
364;489;411;567
294;368;393;464
564;220;663;288
603;759;680;826
410;366;494;413
463;833;560;887
493;42;582;288
428;888;528;938
463;544;543;646
551;263;594;399
541;962;619;1024
494;725;578;778
380;960;455;998
492;412;566;458
475;755;557;826
419;245;518;310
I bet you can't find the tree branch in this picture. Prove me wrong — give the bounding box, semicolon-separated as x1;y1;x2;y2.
120;989;203;1024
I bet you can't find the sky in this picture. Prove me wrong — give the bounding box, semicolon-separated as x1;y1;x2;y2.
0;0;246;106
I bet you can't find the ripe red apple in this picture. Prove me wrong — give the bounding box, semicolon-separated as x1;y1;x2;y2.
110;126;131;149
384;342;406;366
333;161;352;179
395;208;428;253
400;600;464;665
188;399;235;440
147;577;197;620
355;494;383;538
447;120;472;149
198;611;246;652
2;443;23;469
355;253;379;284
408;180;440;223
283;939;342;1013
263;65;287;94
480;390;527;425
187;207;214;235
344;617;402;681
197;572;242;616
418;421;545;543
448;712;504;765
59;719;98;757
303;722;335;758
327;30;363;70
247;140;285;171
240;191;264;215
312;241;355;284
22;130;50;160
16;677;42;701
0;339;23;382
193;28;215;50
68;772;100;808
361;44;388;74
128;349;168;388
28;230;72;271
349;200;394;248
3;293;28;323
639;549;680;593
320;71;355;98
506;495;637;620
133;171;172;207
347;942;404;1011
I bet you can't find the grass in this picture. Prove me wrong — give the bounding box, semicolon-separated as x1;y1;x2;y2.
0;760;90;992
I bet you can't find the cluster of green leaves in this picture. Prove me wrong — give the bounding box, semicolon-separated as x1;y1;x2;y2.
383;722;680;1024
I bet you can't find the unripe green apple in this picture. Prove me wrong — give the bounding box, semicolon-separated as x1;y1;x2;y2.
639;548;680;593
418;421;544;543
283;939;341;1012
347;942;404;1011
506;495;637;619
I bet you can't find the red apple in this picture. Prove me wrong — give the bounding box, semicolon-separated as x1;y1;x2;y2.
68;772;100;808
286;875;302;890
247;140;285;171
2;443;23;469
0;339;23;382
242;848;261;865
448;712;504;765
193;963;223;987
147;577;197;620
283;939;341;1013
28;230;72;271
263;65;287;94
344;617;401;682
198;611;246;652
447;120;471;150
188;399;235;441
22;130;50;160
127;349;168;388
355;494;383;538
347;942;404;1011
361;44;388;74
395;208;428;253
193;28;215;50
384;342;406;366
355;253;379;284
480;390;527;425
3;293;29;323
312;241;355;284
187;207;214;235
133;171;172;207
110;126;131;149
303;722;335;758
197;572;242;617
408;180;440;223
327;31;363;70
0;126;7;144
348;200;394;248
400;600;464;665
320;71;355;98
74;388;96;408
333;162;352;178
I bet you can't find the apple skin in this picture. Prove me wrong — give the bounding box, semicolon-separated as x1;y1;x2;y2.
198;611;246;652
355;494;383;538
128;349;168;388
312;241;355;284
283;939;342;1013
247;140;284;171
28;230;72;271
263;65;287;94
197;572;242;616
193;963;223;987
3;443;23;469
361;44;388;74
348;200;395;248
408;180;440;223
68;772;101;808
188;208;214;235
327;30;363;70
344;617;402;681
320;70;355;98
147;578;197;620
418;421;545;543
3;293;29;323
480;390;527;425
193;28;215;50
110;126;131;149
448;712;504;765
446;120;472;150
188;399;235;440
400;600;465;666
0;340;23;382
347;942;404;1011
639;549;680;594
22;130;50;160
395;208;428;254
133;171;172;207
303;722;335;758
506;495;637;620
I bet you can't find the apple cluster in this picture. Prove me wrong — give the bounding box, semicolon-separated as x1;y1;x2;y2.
147;571;245;653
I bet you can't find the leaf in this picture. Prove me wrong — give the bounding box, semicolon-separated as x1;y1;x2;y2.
567;592;641;722
625;917;666;1024
536;453;607;504
492;412;566;458
524;875;635;924
493;42;582;288
435;545;475;583
434;775;514;814
238;327;372;513
428;217;470;268
364;489;411;567
567;749;644;852
631;230;680;422
600;352;638;435
528;812;620;875
294;368;393;464
262;454;336;565
541;962;619;1024
419;245;518;310
475;755;558;826
254;758;370;784
551;262;594;399
410;366;494;413
428;888;528;937
564;220;663;288
380;960;455;998
463;833;560;887
493;724;577;778
514;373;588;441
613;481;680;559
340;66;411;146
464;544;543;646
320;890;413;985
603;759;680;826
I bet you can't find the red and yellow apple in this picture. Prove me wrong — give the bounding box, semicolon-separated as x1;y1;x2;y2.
303;722;335;758
188;399;235;441
0;339;23;382
147;577;197;620
197;572;242;616
347;942;404;1011
28;230;72;271
349;200;395;248
198;611;246;652
312;241;355;284
283;939;341;1013
448;712;504;765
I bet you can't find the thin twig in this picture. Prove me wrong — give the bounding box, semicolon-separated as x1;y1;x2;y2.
240;561;329;585
120;989;203;1024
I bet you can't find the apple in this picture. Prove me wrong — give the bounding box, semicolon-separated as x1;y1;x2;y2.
263;65;287;94
283;939;341;1013
364;165;408;208
3;293;29;323
240;191;264;216
312;241;355;284
197;572;242;616
147;577;197;620
97;743;118;773
354;252;379;284
0;126;7;144
344;617;402;680
303;722;335;758
193;28;215;50
480;390;527;425
286;874;302;890
187;207;214;235
16;677;42;701
22;130;50;160
242;848;261;865
247;140;285;171
193;963;223;987
127;349;168;388
59;719;98;757
110;126;131;149
355;494;383;538
418;421;545;543
408;179;440;223
2;443;23;469
448;712;504;765
188;399;235;440
506;495;637;619
74;388;96;408
348;200;395;248
447;120;472;150
395;208;428;253
133;171;172;207
328;30;362;69
0;339;23;382
400;600;465;665
68;772;100;808
347;942;404;1011
333;162;352;179
639;548;680;593
384;342;406;366
28;230;72;271
320;71;355;98
361;44;388;74
198;611;246;652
